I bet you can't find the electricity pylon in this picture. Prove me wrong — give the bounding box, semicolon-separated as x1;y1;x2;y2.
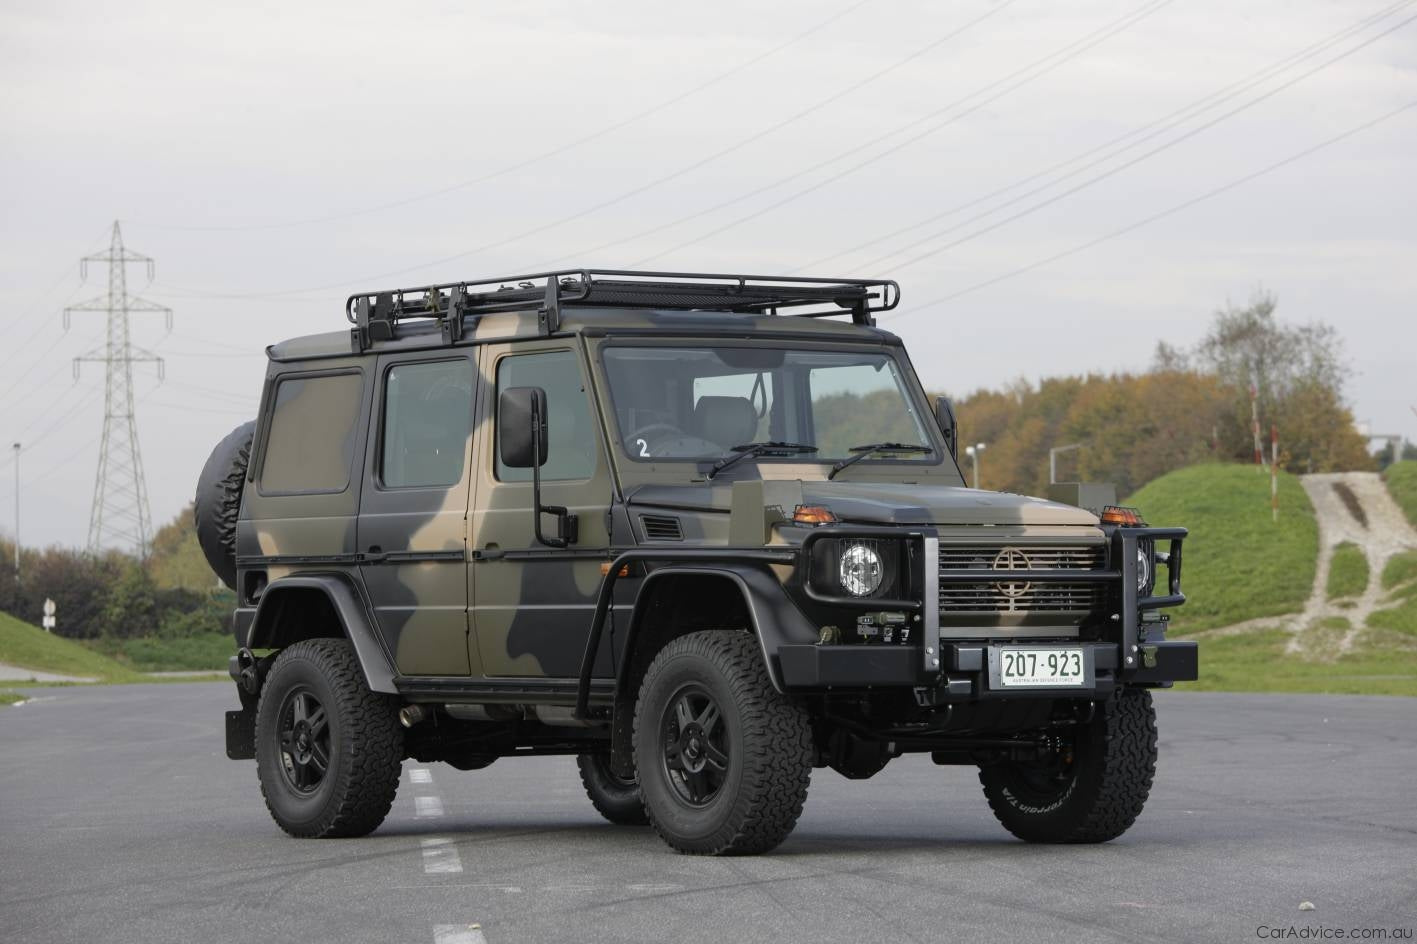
65;222;170;558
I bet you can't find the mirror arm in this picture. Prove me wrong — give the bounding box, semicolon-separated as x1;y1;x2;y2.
531;405;578;548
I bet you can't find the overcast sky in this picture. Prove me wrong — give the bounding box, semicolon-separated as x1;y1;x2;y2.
1;0;1413;550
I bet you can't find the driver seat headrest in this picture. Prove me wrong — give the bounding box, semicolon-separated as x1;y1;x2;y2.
694;396;758;448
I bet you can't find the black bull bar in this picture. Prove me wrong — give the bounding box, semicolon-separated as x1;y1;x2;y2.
575;526;1189;718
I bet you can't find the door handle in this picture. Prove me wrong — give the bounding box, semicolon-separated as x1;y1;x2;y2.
363;546;386;563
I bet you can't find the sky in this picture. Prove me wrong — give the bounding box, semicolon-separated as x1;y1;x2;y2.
0;0;1413;550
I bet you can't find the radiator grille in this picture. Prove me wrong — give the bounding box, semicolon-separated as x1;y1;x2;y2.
939;544;1105;613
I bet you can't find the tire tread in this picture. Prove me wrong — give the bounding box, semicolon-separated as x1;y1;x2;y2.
256;639;402;838
635;631;812;855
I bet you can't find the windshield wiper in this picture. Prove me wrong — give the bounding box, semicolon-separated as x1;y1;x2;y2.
828;442;932;480
707;441;818;480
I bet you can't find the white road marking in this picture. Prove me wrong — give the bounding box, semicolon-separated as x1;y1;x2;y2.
433;924;487;944
415;795;444;817
421;838;463;874
409;767;432;784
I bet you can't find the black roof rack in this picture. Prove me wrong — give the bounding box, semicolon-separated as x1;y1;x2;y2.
345;268;898;351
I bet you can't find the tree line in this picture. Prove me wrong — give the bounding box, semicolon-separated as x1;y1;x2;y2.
0;505;231;641
942;293;1373;497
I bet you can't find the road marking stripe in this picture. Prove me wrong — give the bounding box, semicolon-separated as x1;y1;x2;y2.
421;838;463;874
415;795;444;817
433;924;487;944
409;767;432;784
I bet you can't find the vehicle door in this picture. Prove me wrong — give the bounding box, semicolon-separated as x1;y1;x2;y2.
357;350;477;676
469;340;615;679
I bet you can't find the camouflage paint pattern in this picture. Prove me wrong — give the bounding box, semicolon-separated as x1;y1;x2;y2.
238;303;1110;686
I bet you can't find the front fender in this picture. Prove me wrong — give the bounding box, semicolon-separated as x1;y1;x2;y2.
618;563;820;699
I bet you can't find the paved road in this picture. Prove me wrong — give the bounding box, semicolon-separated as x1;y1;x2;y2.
2;684;1413;944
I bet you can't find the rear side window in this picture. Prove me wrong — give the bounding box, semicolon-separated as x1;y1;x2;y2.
381;359;475;488
260;372;362;494
495;350;596;482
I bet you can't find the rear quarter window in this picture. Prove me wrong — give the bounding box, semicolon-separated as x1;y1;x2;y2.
260;371;363;494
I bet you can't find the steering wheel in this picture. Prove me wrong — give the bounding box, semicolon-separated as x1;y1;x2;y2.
626;423;688;459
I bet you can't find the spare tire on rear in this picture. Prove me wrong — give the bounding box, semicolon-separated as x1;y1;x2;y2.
195;420;256;590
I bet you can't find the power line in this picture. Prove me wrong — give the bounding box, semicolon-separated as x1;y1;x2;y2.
866;8;1417;273
125;1;877;233
886;98;1417;319
799;0;1417;272
625;0;1176;268
530;0;1173;272
133;1;1017;299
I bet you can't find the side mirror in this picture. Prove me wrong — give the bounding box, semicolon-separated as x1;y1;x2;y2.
934;396;958;461
498;386;548;469
497;385;577;548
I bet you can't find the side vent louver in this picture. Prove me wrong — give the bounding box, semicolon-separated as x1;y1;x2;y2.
640;515;684;541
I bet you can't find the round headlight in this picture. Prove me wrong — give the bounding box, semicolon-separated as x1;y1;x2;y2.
1136;546;1152;594
839;543;884;597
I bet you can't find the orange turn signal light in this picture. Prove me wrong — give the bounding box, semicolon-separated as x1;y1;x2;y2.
600;562;631;577
1100;505;1146;527
793;504;837;525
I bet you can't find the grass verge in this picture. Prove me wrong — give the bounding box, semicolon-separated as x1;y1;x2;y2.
82;633;232;673
0;691;25;705
1128;463;1317;633
1326;542;1368;600
1182;628;1417;696
0;611;140;682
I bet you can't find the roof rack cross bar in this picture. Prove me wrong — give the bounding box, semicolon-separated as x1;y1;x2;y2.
343;269;899;343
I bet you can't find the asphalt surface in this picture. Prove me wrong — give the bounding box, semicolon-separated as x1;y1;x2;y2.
1;684;1413;944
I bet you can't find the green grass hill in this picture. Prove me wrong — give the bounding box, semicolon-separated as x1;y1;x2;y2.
1128;463;1318;634
0;610;140;683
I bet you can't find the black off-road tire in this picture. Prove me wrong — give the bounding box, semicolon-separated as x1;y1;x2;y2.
979;689;1157;844
255;639;403;838
194;420;255;591
576;753;649;826
633;631;812;855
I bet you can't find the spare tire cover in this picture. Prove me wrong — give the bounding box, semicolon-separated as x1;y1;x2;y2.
194;420;256;591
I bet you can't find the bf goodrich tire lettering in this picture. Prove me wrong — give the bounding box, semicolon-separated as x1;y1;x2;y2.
979;689;1158;843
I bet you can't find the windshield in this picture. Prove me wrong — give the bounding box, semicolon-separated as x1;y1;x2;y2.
600;346;935;465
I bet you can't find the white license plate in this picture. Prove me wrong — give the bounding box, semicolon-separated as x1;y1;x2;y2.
996;647;1086;688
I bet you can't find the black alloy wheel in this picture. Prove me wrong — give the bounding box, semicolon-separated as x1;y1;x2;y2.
276;687;331;795
660;684;730;807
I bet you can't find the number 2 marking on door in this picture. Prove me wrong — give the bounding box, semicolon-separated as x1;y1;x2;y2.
636;438;650;458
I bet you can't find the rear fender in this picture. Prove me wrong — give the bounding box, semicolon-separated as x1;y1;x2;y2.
245;574;397;694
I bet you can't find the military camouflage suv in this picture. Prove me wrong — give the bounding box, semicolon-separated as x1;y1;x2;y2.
196;269;1194;854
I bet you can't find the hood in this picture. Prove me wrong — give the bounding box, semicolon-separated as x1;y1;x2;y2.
627;480;1098;528
799;481;1098;527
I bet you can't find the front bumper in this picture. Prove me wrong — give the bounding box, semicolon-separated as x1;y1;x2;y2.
779;524;1193;695
778;639;1197;697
